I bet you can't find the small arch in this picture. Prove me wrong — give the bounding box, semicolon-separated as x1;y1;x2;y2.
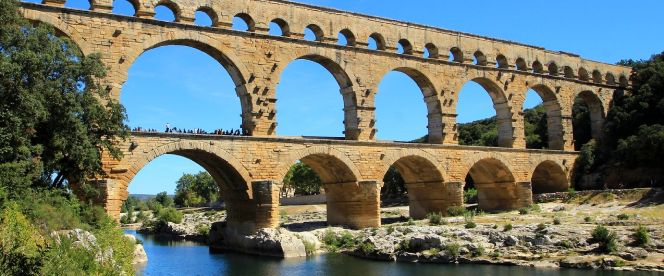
112;0;137;16
423;43;439;59
515;57;527;71
277;147;361;186
563;66;575;78
368;33;386;51
154;0;180;22
473;51;487;66
64;0;91;10
529;84;565;150
573;90;605;147
547;62;559;76
269;18;290;37
531;161;569;194
496;54;509;69
457;77;514;148
605;73;616;85
532;60;544;74
619;75;629;87
232;13;256;32
592;70;603;84
578;67;590;81
337;29;356;47
449;47;464;63
194;7;218;27
304;24;324;42
397;39;413;55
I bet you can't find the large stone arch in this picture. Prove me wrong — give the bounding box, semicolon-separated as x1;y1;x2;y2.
379;151;462;218
21;10;93;55
275;145;361;183
528;84;565;150
454;76;515;148
530;160;569;194
276;146;380;229
374;67;444;143
463;156;532;211
273;53;360;139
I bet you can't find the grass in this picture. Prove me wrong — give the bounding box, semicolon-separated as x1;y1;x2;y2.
445;242;461;259
617;213;630;220
553;217;561;225
503;224;513;232
465;221;477;229
427;212;443;225
632;225;650;247
446;206;466;217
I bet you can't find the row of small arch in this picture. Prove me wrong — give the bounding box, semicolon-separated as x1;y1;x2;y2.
43;0;629;88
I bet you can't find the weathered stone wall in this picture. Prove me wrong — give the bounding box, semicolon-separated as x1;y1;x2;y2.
99;133;577;230
21;2;627;150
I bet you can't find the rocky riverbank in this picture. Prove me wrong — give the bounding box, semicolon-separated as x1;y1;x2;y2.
126;188;664;272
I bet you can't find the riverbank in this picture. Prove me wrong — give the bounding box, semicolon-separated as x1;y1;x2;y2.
125;188;664;272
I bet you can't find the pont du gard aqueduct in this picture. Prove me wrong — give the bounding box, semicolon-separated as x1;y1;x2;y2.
19;0;631;232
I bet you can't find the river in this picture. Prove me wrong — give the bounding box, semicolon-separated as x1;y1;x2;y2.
125;230;658;276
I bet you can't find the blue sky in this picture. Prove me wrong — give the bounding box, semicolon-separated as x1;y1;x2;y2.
37;0;663;195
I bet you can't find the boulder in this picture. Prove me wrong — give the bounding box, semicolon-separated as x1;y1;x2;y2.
409;234;442;251
133;244;148;264
209;222;306;258
505;235;519;246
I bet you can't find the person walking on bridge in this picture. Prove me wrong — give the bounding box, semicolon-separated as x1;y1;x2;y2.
165;123;171;133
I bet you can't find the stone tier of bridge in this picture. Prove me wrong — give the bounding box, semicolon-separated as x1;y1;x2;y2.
22;3;627;150
97;132;577;232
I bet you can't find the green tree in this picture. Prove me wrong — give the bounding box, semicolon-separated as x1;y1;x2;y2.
0;0;129;197
154;192;173;208
174;172;218;207
381;166;406;199
283;163;322;196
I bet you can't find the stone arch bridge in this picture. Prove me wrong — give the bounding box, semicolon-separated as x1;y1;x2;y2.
18;0;628;231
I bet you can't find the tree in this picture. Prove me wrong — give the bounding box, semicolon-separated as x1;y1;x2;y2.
154;192;173;208
174;172;218;207
381;166;406;199
283;163;321;196
0;0;129;197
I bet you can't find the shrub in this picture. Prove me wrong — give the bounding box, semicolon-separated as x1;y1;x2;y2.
157;207;183;224
338;231;356;249
0;202;44;275
322;230;355;251
518;208;529;215
472;244;485;257
446;206;466;217
617;213;630;220
359;241;375;255
445;242;461;259
632;225;650;247
406;217;415;226
464;188;478;204
590;225;618;253
553;217;562;225
322;229;338;247
196;224;210;237
536;223;547;233
463;210;475;224
303;240;316;256
584;216;592;223
503;224;513;232
465;221;477;229
427;212;443;225
387;226;395;235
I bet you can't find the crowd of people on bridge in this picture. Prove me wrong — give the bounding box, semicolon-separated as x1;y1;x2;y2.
131;124;249;136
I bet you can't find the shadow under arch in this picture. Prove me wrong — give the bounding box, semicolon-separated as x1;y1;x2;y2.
275;54;361;140
573;90;605;145
529;84;565;150
277;146;379;228
459;77;514;148
531;160;569;194
381;153;462;219
465;157;531;211
376;67;444;143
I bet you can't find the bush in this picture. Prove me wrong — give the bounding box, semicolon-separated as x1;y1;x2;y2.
518;208;529;215
322;229;355;251
472;244;485;257
632;225;650;247
196;224;210;237
446;206;466;217
157;207;183;224
427;212;443;225
387;226;395;235
584;216;592;223
359;241;375;255
464;188;478;204
0;202;44;275
590;225;618;253
465;221;477;229
617;213;630;220
503;224;513;232
553;217;562;225
536;223;547;233
445;242;461;259
406;217;415;226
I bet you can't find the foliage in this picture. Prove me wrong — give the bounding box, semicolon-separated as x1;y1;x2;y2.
427;212;443;225
464;188;477;204
157;207;183;224
617;213;630;220
472;243;485;257
174;172;219;207
283;162;322;196
302;240;316;256
0;0;128;195
196;224;210;237
444;242;461;259
523;104;549;149
632;225;650;247
155;192;174;208
446;206;466;217
572;98;593;150
553;217;561;225
381;166;406;199
359;241;375;255
321;229;356;252
503;224;513;232
0;202;44;275
589;225;618;253
464;221;477;229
